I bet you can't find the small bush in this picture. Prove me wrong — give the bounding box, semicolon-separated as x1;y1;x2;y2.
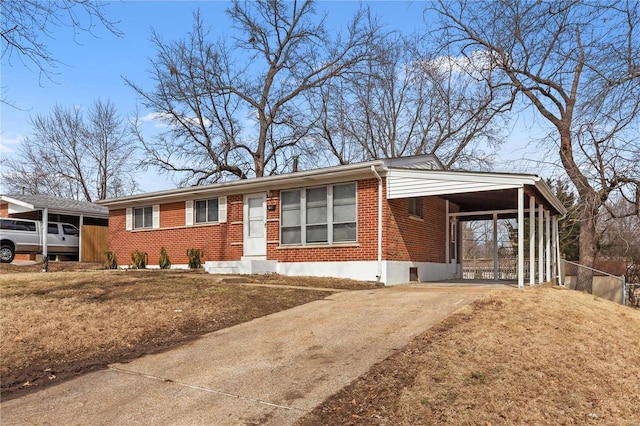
186;248;203;269
130;250;148;269
103;251;118;270
159;247;171;269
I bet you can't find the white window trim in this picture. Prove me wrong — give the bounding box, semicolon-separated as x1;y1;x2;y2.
185;200;193;226
194;198;219;224
186;196;227;226
125;208;133;231
130;205;156;230
280;182;357;246
152;205;160;229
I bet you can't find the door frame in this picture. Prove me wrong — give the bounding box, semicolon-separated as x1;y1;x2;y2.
243;192;267;258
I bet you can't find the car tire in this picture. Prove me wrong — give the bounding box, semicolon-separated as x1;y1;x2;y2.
0;244;15;263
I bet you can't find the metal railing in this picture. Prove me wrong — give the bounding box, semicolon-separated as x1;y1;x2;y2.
562;259;627;305
462;258;540;281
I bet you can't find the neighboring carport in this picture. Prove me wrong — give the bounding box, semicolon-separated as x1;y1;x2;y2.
0;194;108;262
385;168;567;288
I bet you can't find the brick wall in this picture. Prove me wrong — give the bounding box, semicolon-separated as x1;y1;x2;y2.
160;202;186;228
386;196;447;263
106;179;451;266
108;195;243;266
269;179;379;263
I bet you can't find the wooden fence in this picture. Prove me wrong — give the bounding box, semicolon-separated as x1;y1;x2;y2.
81;225;109;262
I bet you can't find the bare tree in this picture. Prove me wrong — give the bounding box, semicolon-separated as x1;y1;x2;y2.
434;0;640;292
4;99;137;201
599;197;640;275
127;1;377;185
0;0;120;103
310;32;515;169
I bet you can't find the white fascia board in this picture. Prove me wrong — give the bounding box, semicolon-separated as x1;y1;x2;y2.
97;161;386;209
1;195;35;212
386;169;527;199
388;168;539;185
534;179;567;216
386;168;567;216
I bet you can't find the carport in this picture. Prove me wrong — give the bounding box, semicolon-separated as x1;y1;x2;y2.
385;168;567;288
0;194;108;262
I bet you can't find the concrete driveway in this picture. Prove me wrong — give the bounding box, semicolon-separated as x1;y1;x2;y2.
1;283;506;425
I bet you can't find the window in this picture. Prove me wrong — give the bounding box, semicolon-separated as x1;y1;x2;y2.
332;183;357;242
0;219;36;232
195;198;219;223
62;224;79;237
408;197;422;218
281;190;301;244
306;187;327;243
48;223;59;234
450;221;457;262
134;206;153;229
280;183;357;245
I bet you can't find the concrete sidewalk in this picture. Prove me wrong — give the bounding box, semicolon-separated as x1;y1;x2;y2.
1;284;505;425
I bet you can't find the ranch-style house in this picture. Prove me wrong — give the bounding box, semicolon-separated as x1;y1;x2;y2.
97;154;566;286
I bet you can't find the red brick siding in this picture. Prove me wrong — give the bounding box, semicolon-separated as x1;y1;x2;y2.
386;196;447;263
108;195;243;265
160;202;186;228
106;179;451;266
0;203;8;216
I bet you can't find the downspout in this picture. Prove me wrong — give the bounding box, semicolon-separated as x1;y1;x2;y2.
42;208;49;272
371;166;383;283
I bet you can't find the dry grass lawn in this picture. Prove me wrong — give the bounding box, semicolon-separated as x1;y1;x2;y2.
2;262;639;425
0;263;377;399
297;286;640;425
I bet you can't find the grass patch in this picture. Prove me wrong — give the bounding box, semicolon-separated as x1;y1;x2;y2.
0;265;377;399
297;287;640;425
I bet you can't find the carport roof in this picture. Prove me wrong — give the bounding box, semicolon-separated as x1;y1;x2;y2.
386;168;566;217
1;194;109;219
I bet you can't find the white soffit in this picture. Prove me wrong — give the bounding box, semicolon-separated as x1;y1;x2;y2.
386;169;533;199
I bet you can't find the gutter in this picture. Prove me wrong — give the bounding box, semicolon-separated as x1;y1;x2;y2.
97;160;386;208
371;165;383;283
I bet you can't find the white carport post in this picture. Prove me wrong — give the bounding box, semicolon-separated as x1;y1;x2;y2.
538;204;544;284
42;208;49;272
493;212;499;281
554;217;563;286
545;210;551;282
529;196;535;286
517;187;524;288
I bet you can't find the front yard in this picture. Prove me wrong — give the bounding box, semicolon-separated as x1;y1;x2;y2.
0;264;377;399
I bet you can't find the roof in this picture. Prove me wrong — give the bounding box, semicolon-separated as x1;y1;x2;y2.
1;194;109;218
96;154;565;216
97;155;443;208
385;168;567;216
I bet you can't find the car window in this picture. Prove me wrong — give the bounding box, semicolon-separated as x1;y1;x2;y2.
62;224;79;236
1;219;36;232
48;223;59;234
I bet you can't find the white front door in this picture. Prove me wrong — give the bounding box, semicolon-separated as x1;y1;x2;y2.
243;192;267;258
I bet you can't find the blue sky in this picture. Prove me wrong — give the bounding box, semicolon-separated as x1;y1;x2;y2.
1;1;552;193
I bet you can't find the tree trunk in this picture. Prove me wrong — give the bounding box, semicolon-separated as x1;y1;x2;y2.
575;204;597;293
559;130;598;293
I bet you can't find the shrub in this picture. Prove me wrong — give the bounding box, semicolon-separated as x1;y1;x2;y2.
159;247;171;269
186;248;203;269
130;250;148;269
103;251;118;270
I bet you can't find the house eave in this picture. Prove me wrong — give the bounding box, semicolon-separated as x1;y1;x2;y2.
97;160;387;209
